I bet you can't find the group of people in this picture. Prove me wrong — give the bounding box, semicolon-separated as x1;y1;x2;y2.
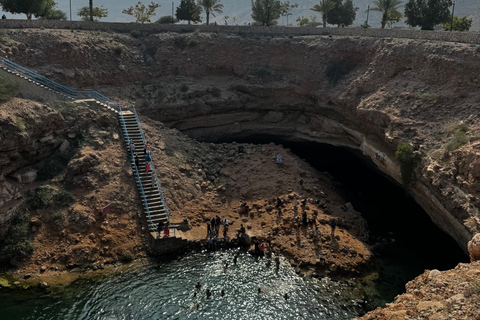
129;140;157;188
156;221;170;238
206;216;231;250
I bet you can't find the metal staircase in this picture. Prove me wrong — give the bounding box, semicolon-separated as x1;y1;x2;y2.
0;56;169;232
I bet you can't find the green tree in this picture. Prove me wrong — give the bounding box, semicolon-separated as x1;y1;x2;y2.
251;0;283;26
176;0;200;24
296;16;309;26
404;0;452;30
311;0;336;28
0;0;56;20
122;1;161;23
156;15;178;23
371;0;403;28
386;8;402;27
196;0;223;25
326;0;357;27
37;8;66;20
280;1;298;25
442;15;472;31
78;5;108;21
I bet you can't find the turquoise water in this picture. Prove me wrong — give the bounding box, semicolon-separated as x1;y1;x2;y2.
0;250;363;320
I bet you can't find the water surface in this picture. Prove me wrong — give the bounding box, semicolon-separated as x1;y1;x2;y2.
0;250;364;320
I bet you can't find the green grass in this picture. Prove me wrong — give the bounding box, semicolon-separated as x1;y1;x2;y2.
0;75;20;102
395;142;415;187
0;210;34;266
446;123;469;151
119;251;134;263
414;92;438;101
113;45;124;56
27;185;75;210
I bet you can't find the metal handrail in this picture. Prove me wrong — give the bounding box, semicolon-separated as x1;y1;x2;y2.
0;56;168;231
118;109;159;233
129;106;171;220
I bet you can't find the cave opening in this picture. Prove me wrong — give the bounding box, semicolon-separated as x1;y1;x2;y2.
205;133;469;305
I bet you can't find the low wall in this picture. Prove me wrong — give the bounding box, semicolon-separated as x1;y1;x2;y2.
1;19;480;45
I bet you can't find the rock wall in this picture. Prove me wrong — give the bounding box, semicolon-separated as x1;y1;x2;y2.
2;29;479;253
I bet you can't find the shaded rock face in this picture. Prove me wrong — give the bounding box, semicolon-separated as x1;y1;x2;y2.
468;233;480;262
4;30;480;253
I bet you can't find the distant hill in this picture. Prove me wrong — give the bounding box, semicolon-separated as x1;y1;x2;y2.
2;0;479;31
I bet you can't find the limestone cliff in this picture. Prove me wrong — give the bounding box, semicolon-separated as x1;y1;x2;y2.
5;30;474;251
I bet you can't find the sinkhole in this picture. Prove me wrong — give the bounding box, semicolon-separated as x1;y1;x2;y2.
201;133;469;305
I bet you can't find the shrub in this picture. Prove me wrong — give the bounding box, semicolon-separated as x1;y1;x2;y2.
53;189;75;207
180;27;195;33
173;37;187;50
415;92;438;101
156;15;178;24
130;29;141;38
113;46;124;56
188;40;198;47
27;185;56;209
180;84;189;92
54;101;77;118
27;185;75;209
395;142;415;187
447;125;469;151
119;251;134;263
0;210;34;265
325;59;355;85
36;153;71;181
0;75;20;102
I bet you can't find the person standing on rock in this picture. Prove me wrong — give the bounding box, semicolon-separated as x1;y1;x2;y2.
293;195;298;208
215;215;221;235
207;220;211;236
313;227;320;242
276;155;282;164
328;218;337;237
302;211;308;226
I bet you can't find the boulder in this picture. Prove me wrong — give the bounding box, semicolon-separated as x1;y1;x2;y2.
38;281;49;289
11;168;37;184
59;140;70;152
467;233;480;262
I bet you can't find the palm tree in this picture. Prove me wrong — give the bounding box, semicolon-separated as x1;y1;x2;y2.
197;0;223;25
89;0;93;21
310;0;336;28
371;0;402;29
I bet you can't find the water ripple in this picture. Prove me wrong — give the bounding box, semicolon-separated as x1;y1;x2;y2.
0;250;362;320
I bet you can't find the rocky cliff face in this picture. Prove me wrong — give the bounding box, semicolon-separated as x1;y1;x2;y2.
3;29;480;253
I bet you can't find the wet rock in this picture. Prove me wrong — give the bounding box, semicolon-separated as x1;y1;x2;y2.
38;281;49;289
